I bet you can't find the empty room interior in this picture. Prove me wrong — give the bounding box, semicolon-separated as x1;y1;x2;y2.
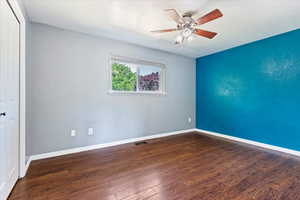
2;0;300;199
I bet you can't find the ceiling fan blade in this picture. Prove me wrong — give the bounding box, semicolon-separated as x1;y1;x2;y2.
194;29;218;39
196;9;223;25
164;9;184;24
151;28;178;33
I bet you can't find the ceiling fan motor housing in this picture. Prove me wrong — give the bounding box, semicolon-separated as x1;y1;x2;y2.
181;17;197;34
182;12;193;18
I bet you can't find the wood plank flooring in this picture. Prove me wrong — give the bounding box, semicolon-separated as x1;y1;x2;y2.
9;132;300;200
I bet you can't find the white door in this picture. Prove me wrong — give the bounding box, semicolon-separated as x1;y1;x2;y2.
0;0;20;199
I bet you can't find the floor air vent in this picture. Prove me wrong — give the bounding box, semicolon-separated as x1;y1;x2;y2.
135;141;148;145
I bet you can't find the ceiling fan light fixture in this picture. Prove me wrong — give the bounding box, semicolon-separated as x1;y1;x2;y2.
187;35;194;42
175;35;184;44
182;28;193;38
151;8;223;45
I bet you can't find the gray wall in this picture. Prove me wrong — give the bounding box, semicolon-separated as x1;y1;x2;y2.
27;23;195;156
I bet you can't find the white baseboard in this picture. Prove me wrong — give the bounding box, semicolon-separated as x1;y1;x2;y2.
24;129;196;176
25;128;300;177
21;157;32;178
195;128;300;157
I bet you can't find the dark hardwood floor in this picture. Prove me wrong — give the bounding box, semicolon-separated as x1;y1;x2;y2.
9;132;300;200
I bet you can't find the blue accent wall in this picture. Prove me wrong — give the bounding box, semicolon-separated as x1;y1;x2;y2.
196;29;300;151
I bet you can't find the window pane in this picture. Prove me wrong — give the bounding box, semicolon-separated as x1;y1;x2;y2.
138;66;160;91
112;62;137;91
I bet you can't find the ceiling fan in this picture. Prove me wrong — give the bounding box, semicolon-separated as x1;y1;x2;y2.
151;9;223;44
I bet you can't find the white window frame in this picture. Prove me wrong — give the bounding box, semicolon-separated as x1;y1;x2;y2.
108;55;167;95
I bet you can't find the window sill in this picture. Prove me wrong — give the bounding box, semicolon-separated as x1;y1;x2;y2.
108;90;167;96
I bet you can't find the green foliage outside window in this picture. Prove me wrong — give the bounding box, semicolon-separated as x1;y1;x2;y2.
112;63;137;91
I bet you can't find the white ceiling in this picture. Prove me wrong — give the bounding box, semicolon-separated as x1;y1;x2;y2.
23;0;300;58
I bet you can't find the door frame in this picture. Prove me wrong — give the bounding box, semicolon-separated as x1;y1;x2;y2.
6;0;26;178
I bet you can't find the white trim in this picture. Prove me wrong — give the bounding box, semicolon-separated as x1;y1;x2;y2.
7;0;26;178
108;90;167;96
26;129;195;164
24;128;300;176
23;157;32;176
195;129;300;157
111;54;166;68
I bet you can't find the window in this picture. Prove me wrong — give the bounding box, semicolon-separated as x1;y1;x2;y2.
109;55;166;94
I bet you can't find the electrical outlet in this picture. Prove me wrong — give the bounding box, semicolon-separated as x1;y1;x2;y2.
88;128;94;136
188;117;192;123
71;130;76;137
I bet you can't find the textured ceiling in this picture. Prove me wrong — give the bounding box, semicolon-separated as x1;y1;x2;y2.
23;0;300;58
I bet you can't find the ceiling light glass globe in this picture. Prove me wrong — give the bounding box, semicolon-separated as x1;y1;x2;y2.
187;35;194;42
175;35;183;44
182;28;192;38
